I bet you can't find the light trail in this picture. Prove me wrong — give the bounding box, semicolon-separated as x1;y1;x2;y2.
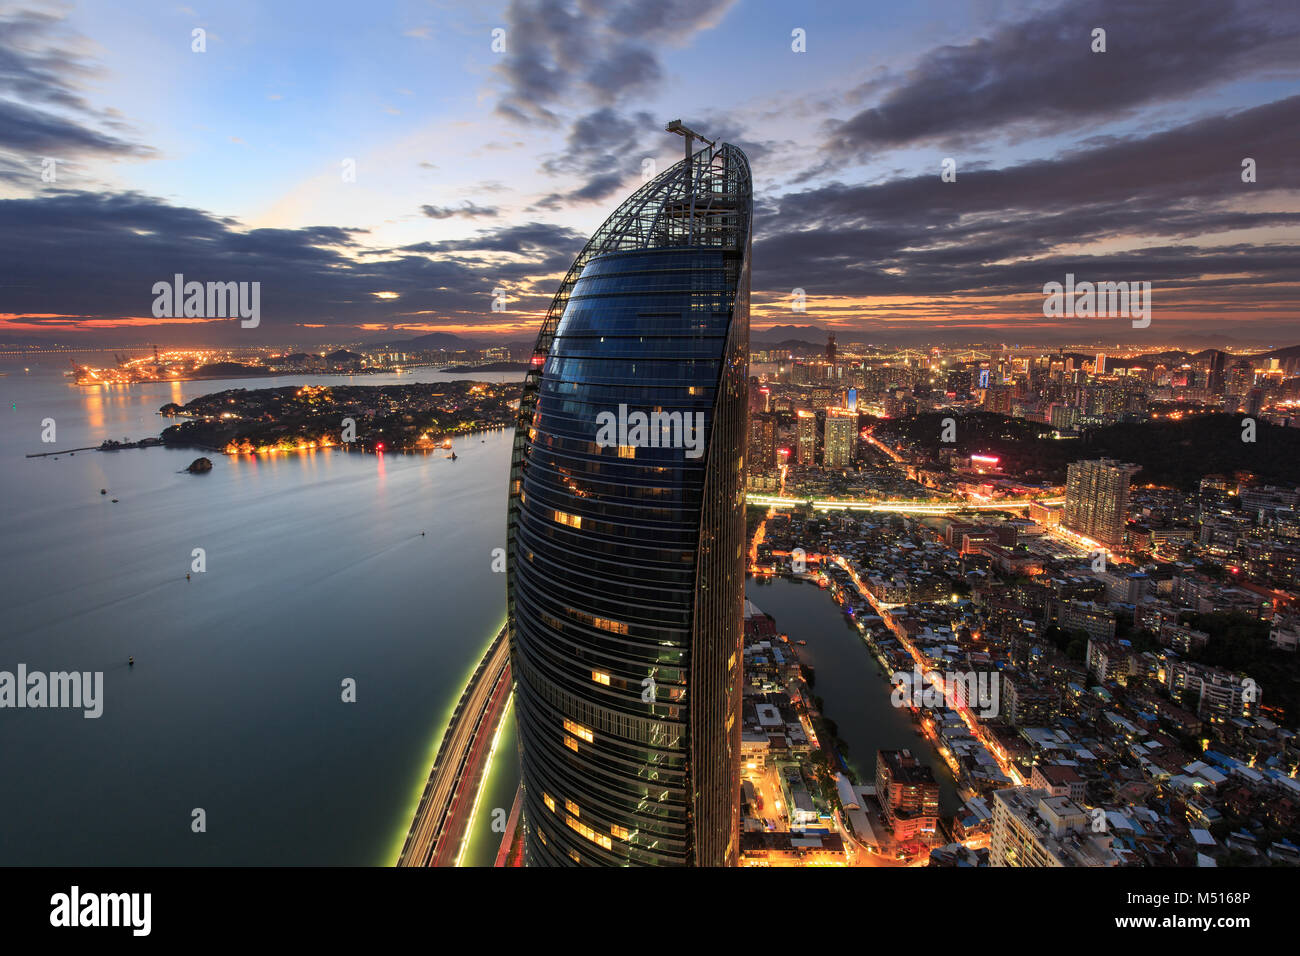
747;494;1065;513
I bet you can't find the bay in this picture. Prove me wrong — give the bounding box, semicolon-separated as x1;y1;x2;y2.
0;358;520;865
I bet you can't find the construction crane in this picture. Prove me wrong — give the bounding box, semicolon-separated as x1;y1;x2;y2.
664;120;719;241
664;119;715;164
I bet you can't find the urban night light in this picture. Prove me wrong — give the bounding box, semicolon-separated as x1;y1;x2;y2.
1;0;1295;940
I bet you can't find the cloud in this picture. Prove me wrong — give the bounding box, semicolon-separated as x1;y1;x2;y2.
0;9;153;160
492;0;736;123
824;0;1300;159
753;95;1300;332
0;192;582;340
421;201;500;219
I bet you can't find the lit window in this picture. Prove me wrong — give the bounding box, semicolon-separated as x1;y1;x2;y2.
611;824;631;841
617;445;636;459
564;735;578;752
565;814;612;851
543;793;556;813
565;799;579;817
553;509;582;529
563;719;594;743
592;670;610;685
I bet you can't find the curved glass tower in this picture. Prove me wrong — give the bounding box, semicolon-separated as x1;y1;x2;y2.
507;140;751;866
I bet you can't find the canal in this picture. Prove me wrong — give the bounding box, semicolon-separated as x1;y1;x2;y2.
746;575;962;816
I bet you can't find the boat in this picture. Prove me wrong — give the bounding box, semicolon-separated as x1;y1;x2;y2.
447;452;458;460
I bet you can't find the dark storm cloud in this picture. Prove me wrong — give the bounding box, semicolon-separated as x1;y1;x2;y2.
493;0;735;123
0;192;578;334
825;0;1300;158
756;96;1300;306
0;9;151;159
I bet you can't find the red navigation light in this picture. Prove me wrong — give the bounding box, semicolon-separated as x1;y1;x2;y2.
377;442;385;452
530;355;545;366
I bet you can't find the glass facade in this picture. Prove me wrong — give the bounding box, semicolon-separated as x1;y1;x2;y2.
507;143;752;865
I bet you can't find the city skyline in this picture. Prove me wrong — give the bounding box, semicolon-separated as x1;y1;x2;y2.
3;0;1299;347
5;0;1300;894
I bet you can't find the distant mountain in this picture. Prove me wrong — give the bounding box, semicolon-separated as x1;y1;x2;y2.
751;325;828;345
760;340;830;355
1252;343;1300;362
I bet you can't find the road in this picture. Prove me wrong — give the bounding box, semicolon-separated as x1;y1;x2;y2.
833;556;1024;786
746;494;1065;514
397;625;512;867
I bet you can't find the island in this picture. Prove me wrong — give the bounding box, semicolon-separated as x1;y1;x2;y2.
158;380;520;454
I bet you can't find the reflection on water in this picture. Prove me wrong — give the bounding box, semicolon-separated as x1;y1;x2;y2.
746;576;962;816
0;359;522;864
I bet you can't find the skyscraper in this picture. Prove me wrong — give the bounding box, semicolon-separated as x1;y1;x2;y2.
1208;349;1227;395
1064;458;1140;549
506;132;752;866
795;410;817;465
822;409;856;469
748;414;777;473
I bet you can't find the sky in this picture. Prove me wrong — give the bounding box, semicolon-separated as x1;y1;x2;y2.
1;0;1298;348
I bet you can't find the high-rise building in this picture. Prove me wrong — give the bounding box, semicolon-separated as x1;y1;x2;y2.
1063;458;1139;549
822;409;856;469
1229;361;1253;393
506;134;752;866
795;410;817;465
1208;349;1227;395
875;750;939;842
747;414;777;472
1166;661;1259;720
990;788;1123;867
